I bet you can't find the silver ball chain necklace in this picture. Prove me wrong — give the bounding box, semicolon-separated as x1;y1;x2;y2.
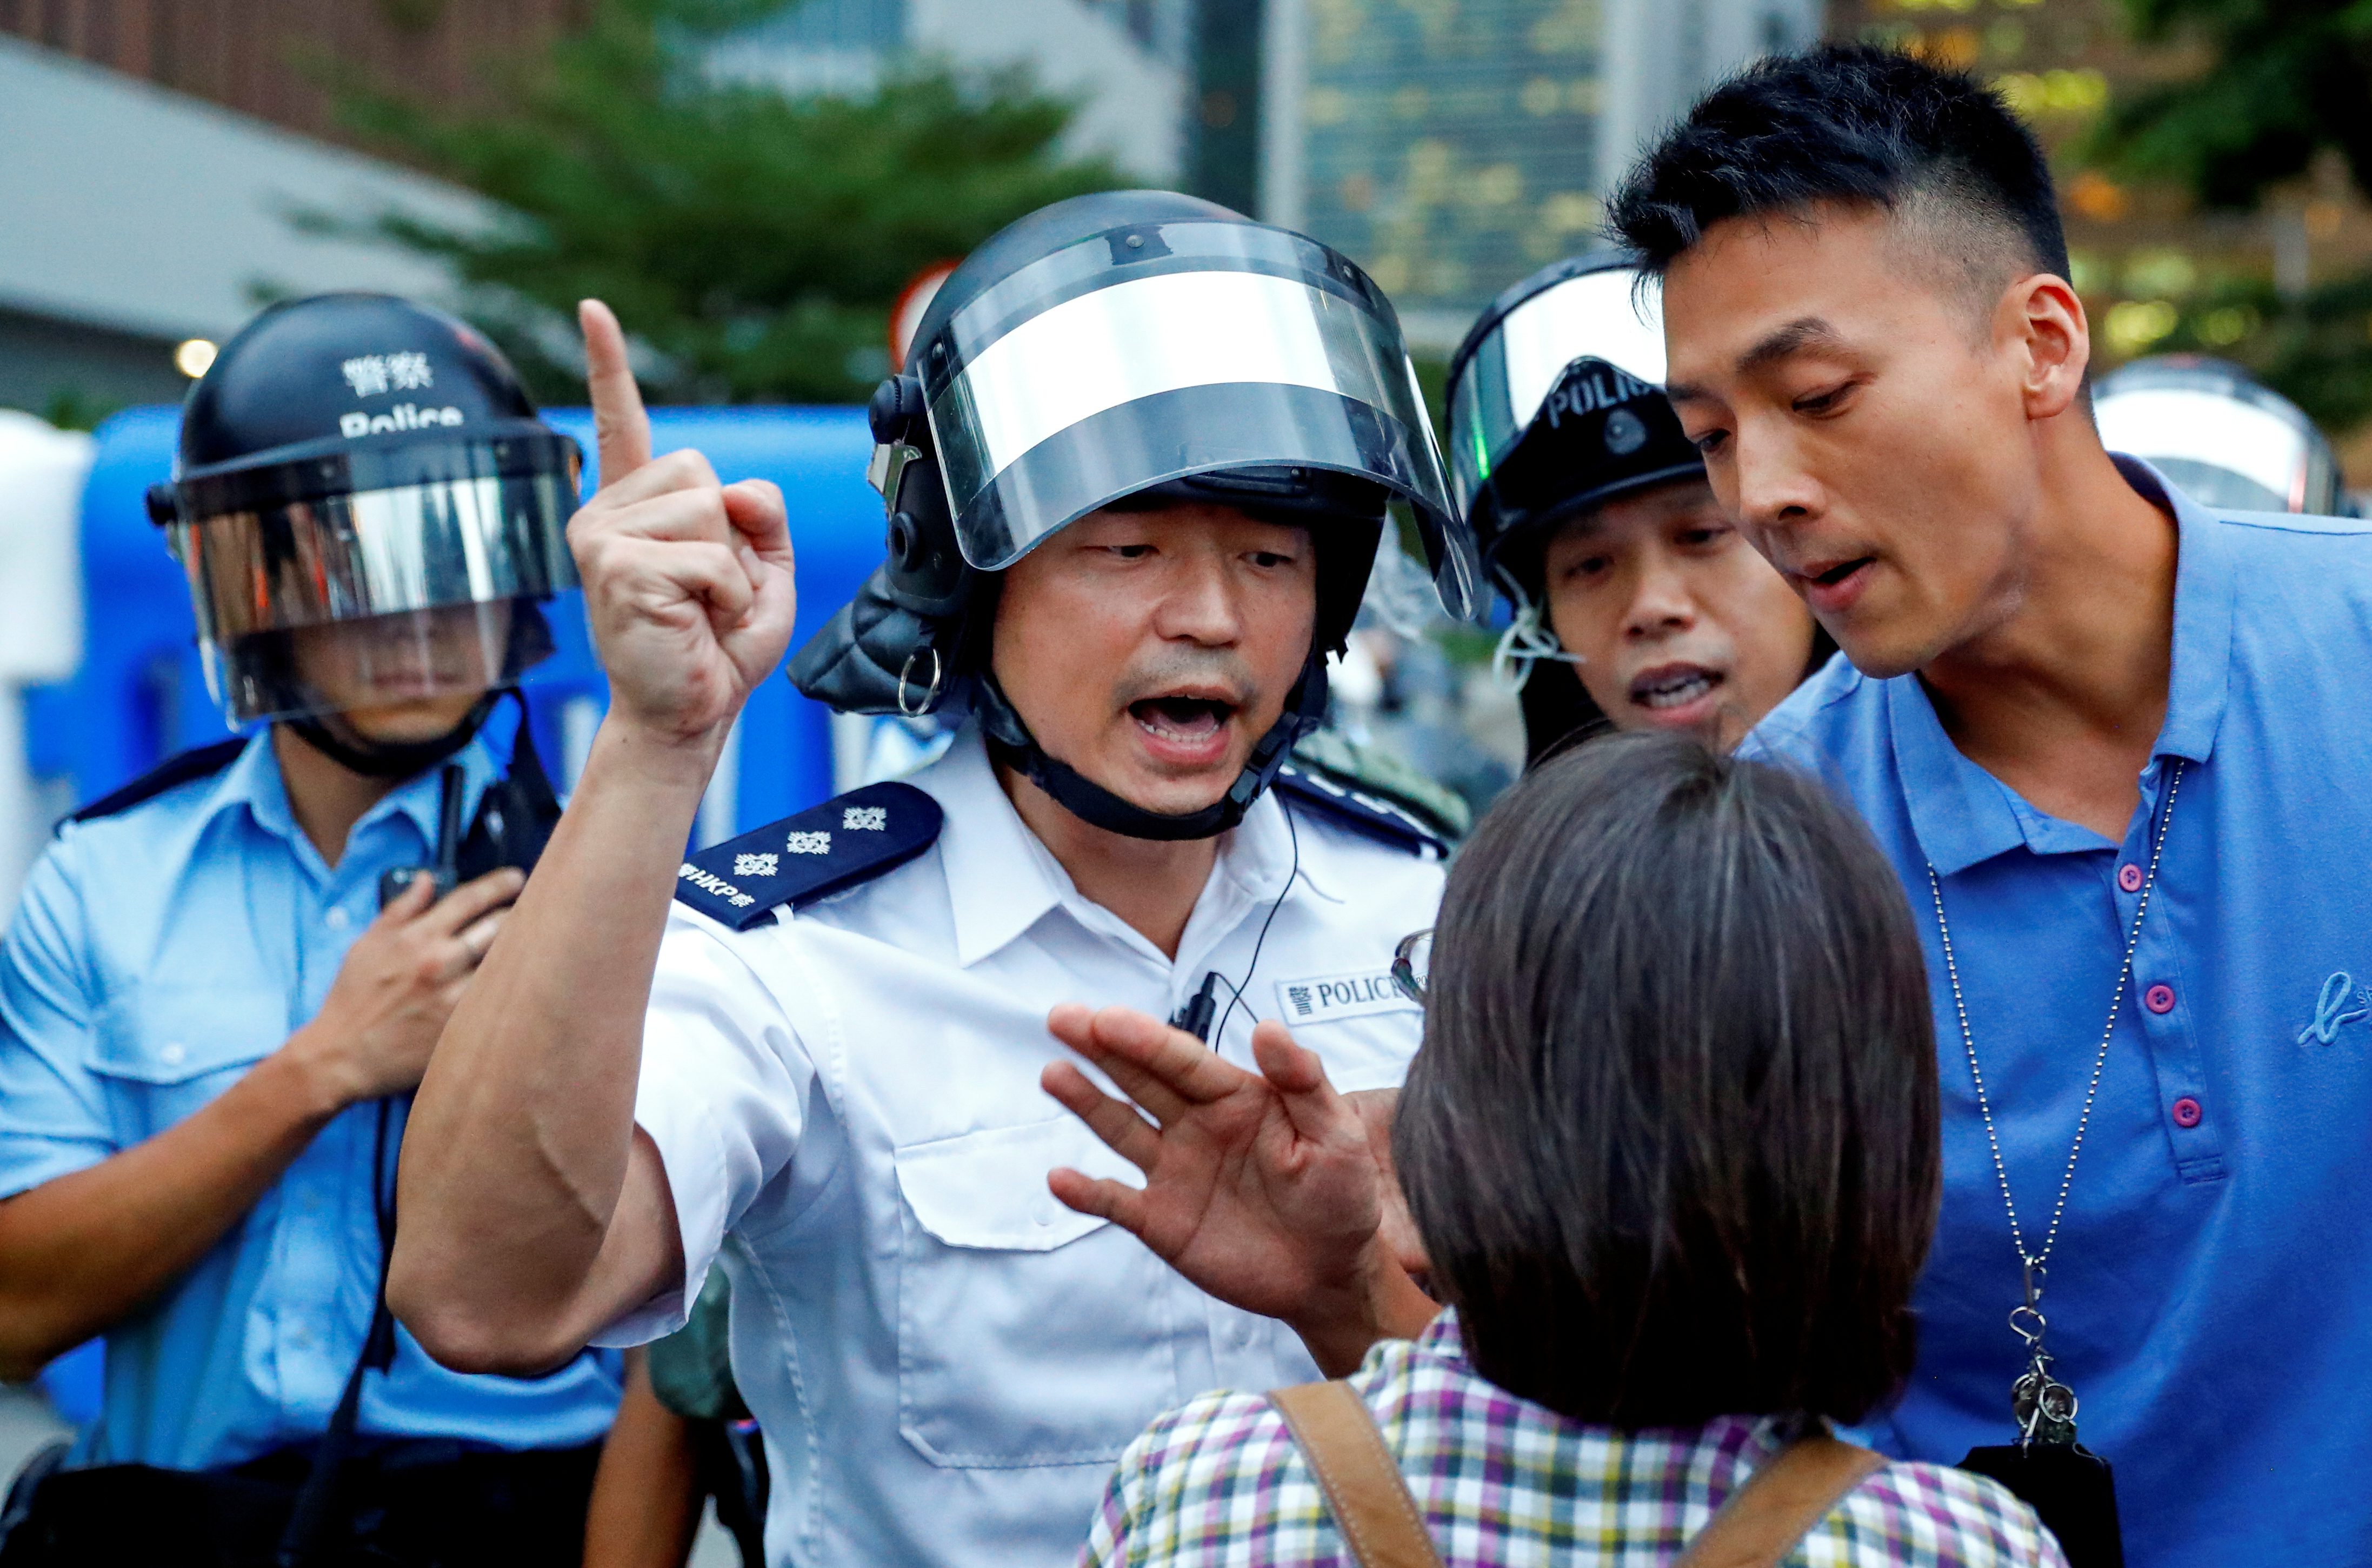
1922;758;2183;1568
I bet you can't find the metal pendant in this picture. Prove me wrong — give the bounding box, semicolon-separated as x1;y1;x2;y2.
1968;1261;2124;1566
2011;1366;2081;1448
2007;1259;2081;1446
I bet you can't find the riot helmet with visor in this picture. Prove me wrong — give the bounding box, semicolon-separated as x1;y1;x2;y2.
1448;251;1696;596
146;293;582;772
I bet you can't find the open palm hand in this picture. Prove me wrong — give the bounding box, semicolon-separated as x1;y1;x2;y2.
1040;1005;1406;1334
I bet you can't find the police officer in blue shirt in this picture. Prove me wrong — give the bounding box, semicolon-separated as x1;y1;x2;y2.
0;293;620;1566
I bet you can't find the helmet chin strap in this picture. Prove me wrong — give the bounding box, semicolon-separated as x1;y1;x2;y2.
976;656;1329;842
284;693;499;780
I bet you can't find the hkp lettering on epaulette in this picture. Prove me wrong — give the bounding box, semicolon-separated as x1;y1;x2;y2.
673;781;943;930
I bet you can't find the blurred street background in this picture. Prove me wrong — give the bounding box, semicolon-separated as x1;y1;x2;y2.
0;0;2363;1536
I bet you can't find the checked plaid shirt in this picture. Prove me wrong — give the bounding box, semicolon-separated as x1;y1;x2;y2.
1081;1313;2065;1568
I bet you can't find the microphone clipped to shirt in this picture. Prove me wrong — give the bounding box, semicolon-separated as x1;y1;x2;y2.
1170;971;1221;1043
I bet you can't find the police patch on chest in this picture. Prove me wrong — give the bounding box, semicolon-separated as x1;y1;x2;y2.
1274;970;1416;1026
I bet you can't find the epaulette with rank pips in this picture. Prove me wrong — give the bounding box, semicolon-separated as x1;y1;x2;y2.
1272;760;1450;859
674;781;943;931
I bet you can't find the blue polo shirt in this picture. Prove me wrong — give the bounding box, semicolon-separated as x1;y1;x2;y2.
0;731;619;1471
1743;458;2372;1565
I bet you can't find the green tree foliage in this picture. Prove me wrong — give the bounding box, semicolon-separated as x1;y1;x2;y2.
330;0;1125;403
2089;0;2372;429
2094;0;2372;210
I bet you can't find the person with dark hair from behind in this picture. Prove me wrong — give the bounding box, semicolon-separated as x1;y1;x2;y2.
1448;252;1831;761
1045;733;2062;1567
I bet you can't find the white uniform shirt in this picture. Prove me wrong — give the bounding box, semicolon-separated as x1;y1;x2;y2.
599;728;1445;1567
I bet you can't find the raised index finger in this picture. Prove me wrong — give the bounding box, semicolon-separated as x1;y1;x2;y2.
580;298;651;485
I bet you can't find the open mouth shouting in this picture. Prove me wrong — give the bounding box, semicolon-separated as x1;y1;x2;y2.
1127;688;1242;769
1628;661;1728;727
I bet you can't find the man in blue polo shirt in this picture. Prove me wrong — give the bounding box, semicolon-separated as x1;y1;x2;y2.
1604;43;2372;1567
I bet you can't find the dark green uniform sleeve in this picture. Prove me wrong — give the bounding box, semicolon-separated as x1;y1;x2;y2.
644;1269;745;1423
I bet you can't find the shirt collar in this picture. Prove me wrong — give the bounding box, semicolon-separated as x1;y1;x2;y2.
226;726;502;870
928;726;1312;968
2125;454;2234;765
1894;454;2233;876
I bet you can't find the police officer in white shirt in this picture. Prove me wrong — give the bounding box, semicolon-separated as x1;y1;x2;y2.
389;191;1481;1568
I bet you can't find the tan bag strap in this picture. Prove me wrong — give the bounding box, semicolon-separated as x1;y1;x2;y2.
1672;1432;1890;1568
1269;1381;1881;1568
1268;1380;1447;1568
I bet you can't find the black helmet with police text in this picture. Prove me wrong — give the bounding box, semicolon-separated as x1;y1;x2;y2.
788;189;1474;841
1446;251;1702;760
2093;355;2348;518
1447;250;1700;599
146;293;582;773
1450;251;1842;764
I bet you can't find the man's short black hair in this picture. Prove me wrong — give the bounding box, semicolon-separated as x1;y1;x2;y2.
1395;731;1940;1427
1607;44;2067;296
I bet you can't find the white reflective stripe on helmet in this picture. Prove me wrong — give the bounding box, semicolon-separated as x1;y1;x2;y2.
1498;268;1665;435
1448;261;1665;517
929;268;1432;516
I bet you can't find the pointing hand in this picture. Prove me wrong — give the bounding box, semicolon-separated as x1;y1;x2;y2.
567;300;797;750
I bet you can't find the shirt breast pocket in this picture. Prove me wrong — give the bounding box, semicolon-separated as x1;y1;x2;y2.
891;1116;1180;1469
89;984;286;1143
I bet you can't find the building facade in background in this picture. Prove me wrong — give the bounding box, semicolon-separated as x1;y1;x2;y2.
1249;0;1818;351
711;0;1197;182
0;34;490;421
0;0;1200;422
0;0;561;421
0;0;578;154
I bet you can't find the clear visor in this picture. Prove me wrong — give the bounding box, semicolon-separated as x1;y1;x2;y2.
204;597;562;727
917;221;1476;618
170;466;579;645
166;455;580;726
2093;386;2334;514
1449;266;1664;517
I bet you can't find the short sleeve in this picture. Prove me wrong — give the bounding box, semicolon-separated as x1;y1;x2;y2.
592;909;814;1347
0;838;112;1199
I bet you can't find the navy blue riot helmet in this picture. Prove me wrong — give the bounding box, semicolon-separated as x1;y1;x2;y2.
789;190;1477;841
1448;250;1694;601
146;293;582;773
